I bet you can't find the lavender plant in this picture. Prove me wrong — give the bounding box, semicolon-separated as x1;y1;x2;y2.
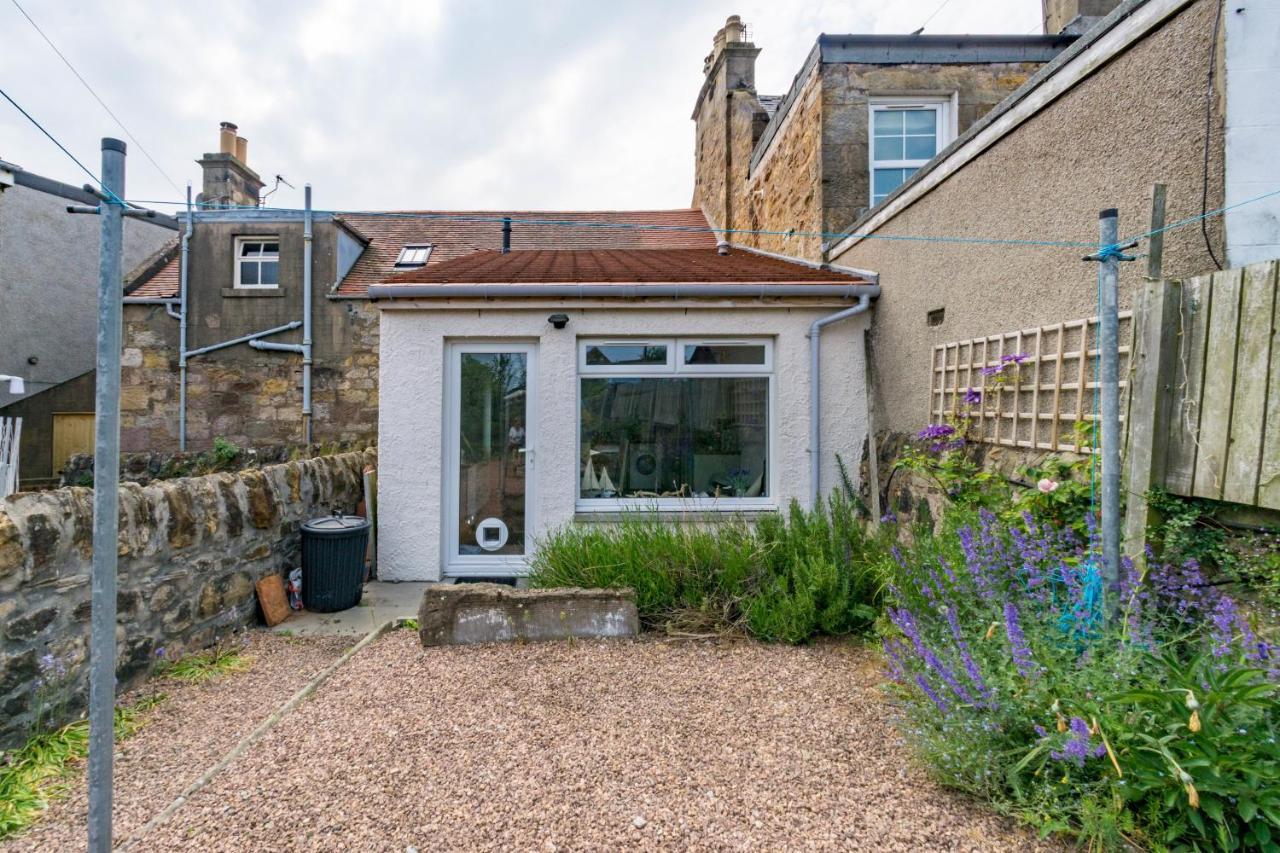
880;508;1277;850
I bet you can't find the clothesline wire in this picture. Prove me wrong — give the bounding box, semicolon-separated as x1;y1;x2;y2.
5;77;1279;254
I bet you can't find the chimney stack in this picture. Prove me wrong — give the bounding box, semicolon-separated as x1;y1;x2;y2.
701;15;759;90
1041;0;1122;34
196;121;265;209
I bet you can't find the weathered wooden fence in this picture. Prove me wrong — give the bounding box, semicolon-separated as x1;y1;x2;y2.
1124;260;1280;543
930;313;1133;452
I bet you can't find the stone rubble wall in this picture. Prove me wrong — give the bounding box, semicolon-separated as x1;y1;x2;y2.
59;442;368;487
119;301;380;453
0;448;375;749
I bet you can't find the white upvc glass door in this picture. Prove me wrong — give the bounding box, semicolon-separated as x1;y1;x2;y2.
444;342;536;576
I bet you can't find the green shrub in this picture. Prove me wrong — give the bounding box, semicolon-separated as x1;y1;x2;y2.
881;508;1278;850
529;492;882;642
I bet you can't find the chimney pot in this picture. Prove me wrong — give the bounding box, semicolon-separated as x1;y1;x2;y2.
725;15;744;43
219;122;237;155
234;136;248;164
716;241;730;256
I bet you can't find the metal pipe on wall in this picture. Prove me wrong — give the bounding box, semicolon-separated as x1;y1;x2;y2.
177;185;192;450
808;292;877;507
186;321;301;358
302;185;313;445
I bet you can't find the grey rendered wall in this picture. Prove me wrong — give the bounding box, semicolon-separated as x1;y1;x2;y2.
829;0;1225;435
0;177;174;407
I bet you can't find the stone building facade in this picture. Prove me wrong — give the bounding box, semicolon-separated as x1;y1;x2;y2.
692;17;1075;260
822;0;1233;437
118;125;718;453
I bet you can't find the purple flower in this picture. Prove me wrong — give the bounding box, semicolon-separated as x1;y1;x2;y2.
880;511;898;523
981;364;1004;377
1003;602;1038;678
1210;596;1238;658
1050;716;1106;767
962;387;982;405
914;674;950;714
890;608;974;705
883;638;906;682
38;653;67;681
946;606;994;706
917;423;956;442
958;526;998;603
1001;353;1028;365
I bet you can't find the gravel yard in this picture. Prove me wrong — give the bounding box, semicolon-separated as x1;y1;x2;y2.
7;631;1057;852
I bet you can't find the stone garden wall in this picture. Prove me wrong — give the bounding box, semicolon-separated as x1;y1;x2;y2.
0;448;375;748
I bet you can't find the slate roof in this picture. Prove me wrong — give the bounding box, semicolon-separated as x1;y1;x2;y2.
379;248;871;286
123;209;718;300
758;95;784;120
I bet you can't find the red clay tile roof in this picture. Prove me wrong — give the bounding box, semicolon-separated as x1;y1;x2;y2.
380;248;869;286
124;209;719;299
123;237;180;299
335;209;716;295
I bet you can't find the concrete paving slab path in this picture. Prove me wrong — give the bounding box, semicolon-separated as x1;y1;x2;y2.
271;581;431;636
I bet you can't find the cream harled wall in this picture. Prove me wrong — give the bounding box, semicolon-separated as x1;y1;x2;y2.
376;303;869;582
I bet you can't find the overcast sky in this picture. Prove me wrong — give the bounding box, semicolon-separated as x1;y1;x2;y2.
0;0;1041;213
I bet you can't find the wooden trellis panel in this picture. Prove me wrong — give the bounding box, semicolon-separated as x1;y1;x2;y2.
930;313;1133;453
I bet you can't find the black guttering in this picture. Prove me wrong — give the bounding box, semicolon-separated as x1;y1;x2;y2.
748;33;1078;177
5;167;179;230
821;0;1156;252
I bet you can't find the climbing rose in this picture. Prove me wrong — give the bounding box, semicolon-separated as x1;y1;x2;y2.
1037;478;1059;494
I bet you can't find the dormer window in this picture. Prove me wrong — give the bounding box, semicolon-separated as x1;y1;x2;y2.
395;245;433;268
868;97;954;206
234;236;280;288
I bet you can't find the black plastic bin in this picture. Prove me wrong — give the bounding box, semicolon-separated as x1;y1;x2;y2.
300;513;371;613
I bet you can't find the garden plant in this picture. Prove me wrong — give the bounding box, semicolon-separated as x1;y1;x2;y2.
529;489;884;643
879;508;1279;850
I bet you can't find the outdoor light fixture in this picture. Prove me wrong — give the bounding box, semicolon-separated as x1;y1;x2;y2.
548;313;570;329
1;375;24;394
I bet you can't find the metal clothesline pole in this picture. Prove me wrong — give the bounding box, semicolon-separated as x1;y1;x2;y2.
1087;208;1133;619
87;137;126;852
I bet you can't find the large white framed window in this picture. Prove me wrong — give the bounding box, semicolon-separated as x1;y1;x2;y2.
234;236;280;289
869;98;953;206
577;338;773;512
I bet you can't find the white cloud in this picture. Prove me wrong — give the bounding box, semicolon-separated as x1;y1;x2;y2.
0;0;1041;212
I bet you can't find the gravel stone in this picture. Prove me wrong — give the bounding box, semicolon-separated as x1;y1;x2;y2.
1;633;349;852
6;631;1061;851
151;632;1055;851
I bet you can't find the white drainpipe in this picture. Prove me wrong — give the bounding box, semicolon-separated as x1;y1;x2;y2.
808;289;878;507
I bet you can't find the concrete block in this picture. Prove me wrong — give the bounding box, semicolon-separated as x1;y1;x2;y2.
417;583;639;647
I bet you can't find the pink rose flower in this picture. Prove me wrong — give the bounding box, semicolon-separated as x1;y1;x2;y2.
1037;478;1059;494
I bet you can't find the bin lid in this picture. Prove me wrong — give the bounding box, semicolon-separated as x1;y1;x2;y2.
302;513;370;533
